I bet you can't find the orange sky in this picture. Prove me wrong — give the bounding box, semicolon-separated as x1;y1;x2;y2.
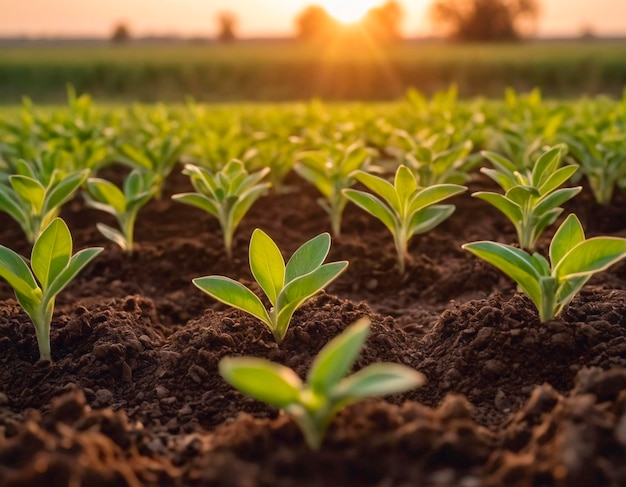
1;0;625;38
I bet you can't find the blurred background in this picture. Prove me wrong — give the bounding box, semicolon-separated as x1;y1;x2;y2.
1;0;626;103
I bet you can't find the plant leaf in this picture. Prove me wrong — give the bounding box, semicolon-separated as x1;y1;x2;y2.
10;175;45;213
409;184;466;214
193;276;271;326
172;193;219;218
343;189;396;234
219;357;302;408
0;246;38;297
44;247;103;302
555;237;626;280
86;178;126;214
96;223;129;251
285;233;331;284
249;229;285;306
473;192;523;224
31;218;72;289
333;363;425;401
308;318;370;395
354;171;400;212
549;214;585;267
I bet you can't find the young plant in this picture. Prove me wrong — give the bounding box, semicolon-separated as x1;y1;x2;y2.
0;218;103;360
172;159;271;258
344;165;466;274
463;214;626;323
83;169;158;254
474;146;581;251
219;317;425;449
295;142;372;236
193;230;348;343
0;159;89;243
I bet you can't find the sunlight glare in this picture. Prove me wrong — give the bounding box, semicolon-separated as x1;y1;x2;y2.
320;0;384;23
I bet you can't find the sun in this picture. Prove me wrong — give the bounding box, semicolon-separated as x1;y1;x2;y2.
319;0;384;23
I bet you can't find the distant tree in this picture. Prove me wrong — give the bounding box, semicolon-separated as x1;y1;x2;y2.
111;22;131;44
216;11;237;43
430;0;539;41
363;0;404;42
295;6;339;41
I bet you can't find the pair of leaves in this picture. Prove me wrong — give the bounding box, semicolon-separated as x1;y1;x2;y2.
173;160;270;257
0;218;102;359
474;147;581;250
194;230;347;343
219;318;425;449
344;165;466;273
84;169;158;253
463;214;626;322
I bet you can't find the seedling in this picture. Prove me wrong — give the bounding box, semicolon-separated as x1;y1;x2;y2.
463;214;626;322
173;159;271;258
83;169;158;254
295;142;372;236
344;165;466;274
194;230;347;343
474;146;581;250
0;218;103;360
219;317;425;449
0;160;89;243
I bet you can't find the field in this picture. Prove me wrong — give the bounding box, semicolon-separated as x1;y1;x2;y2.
2;39;626;103
0;92;626;485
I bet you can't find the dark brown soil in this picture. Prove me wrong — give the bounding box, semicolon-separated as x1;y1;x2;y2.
0;170;625;486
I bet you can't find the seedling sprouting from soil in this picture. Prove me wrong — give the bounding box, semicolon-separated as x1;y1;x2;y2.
463;214;626;322
219;317;425;449
474;146;581;250
173;159;270;258
83;169;158;254
0;218;102;360
193;230;347;343
344;165;466;274
295;142;372;236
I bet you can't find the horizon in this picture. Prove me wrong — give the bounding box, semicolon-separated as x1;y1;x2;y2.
1;0;626;39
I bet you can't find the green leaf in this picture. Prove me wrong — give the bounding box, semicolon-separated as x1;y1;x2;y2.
537;165;578;195
193;276;271;326
0;187;28;224
96;223;129;251
354;171;400;213
394;166;418;214
219;357;302;408
172;193;219;218
534;187;582;216
473;192;523;224
333;363;425;400
86;178;126;214
249;229;285;306
549;214;585;267
463;241;542;307
308;318;370;395
31;218;72;289
285;233;331;284
0;246;38;297
531;147;562;187
10;175;45;213
343;189;396;234
44;247;103;302
231;184;270;229
409;184;466;214
44;169;89;214
409;204;455;236
555;237;626;280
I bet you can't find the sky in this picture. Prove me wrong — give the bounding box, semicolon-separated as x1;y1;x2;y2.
1;0;626;38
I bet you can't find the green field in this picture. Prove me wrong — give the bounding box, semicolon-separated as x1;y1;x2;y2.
1;39;626;103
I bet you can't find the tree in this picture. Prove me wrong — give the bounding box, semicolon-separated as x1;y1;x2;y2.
216;11;237;43
362;1;404;42
430;0;539;41
110;22;131;44
295;6;339;42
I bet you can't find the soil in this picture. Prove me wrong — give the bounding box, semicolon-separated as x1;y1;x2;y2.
0;169;625;486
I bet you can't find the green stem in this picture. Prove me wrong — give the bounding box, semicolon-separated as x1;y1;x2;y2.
394;226;408;275
32;300;54;361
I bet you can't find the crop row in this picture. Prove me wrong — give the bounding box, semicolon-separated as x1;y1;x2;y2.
1;88;626;448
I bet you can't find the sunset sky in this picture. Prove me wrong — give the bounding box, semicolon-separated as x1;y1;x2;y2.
2;0;626;38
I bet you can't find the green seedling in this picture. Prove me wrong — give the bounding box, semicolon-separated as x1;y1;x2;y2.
463;214;626;322
194;230;347;343
219;317;425;449
295;142;372;236
83;169;158;254
0;218;102;360
0;159;89;243
474;146;581;251
344;165;466;274
173;159;271;258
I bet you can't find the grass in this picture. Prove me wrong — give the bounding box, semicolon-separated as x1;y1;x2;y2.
1;39;626;103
